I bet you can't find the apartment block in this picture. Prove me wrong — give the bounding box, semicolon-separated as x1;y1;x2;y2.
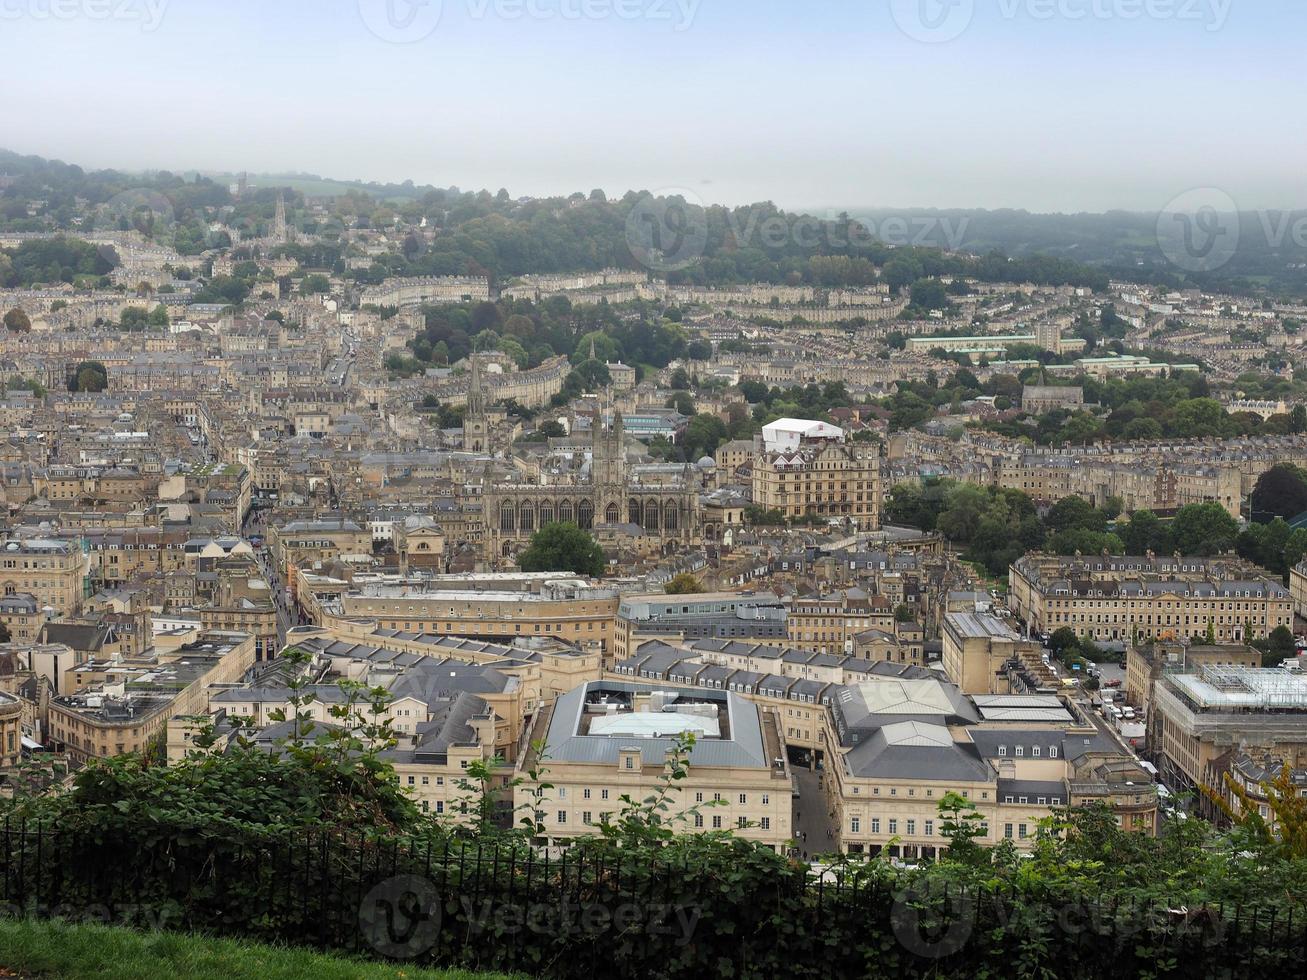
513;681;793;851
1009;554;1292;644
751;420;881;530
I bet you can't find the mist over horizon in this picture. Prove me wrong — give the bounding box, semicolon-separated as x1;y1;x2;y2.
3;1;1304;215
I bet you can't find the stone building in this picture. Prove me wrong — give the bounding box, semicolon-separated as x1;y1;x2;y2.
481;408;700;561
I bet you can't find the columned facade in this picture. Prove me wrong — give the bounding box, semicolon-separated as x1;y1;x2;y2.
482;411;699;559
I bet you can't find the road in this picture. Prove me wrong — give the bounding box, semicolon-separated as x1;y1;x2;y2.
791;767;837;861
243;507;295;647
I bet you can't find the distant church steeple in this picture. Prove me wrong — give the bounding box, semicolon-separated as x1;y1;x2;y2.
467;354;486;417
273;192;289;245
463;355;489;453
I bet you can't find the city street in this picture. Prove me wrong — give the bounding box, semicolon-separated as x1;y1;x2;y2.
791;767;836;861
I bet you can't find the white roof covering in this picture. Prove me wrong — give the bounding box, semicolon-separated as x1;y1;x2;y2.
853;678;958;715
589;711;718;739
878;720;953;747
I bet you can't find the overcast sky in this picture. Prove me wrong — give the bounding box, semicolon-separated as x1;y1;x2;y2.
2;0;1302;213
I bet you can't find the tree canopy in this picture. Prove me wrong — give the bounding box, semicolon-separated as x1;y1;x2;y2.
516;522;606;578
1251;464;1307;523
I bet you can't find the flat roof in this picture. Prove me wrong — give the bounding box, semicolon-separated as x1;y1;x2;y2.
1169;666;1307;709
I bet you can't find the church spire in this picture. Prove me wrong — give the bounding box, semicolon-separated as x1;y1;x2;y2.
467;355;485;418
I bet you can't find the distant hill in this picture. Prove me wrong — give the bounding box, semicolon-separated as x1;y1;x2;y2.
3;148;1304;295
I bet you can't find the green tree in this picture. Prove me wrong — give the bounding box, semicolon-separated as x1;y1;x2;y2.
1045;496;1106;534
1049;627;1081;659
664;573;705;595
1122;509;1166;555
666;391;695;416
70;361;107;393
1169;502;1239;556
937;791;988;865
3;307;31;333
517;522;606;577
1250;463;1307;523
681;414;729;460
1208;763;1307;860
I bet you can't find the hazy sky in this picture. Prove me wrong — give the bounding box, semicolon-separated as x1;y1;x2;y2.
1;0;1302;213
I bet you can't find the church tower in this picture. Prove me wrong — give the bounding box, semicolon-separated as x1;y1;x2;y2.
463;356;489;453
591;404;627;526
273;192;289;245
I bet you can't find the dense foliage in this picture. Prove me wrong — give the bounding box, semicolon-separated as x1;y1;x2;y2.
1250;463;1307;523
887;480;1251;575
1;150;1166;294
516;522;606;577
2;735;1305;979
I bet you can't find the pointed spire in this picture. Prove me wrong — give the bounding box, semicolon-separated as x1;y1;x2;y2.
467;355;485;417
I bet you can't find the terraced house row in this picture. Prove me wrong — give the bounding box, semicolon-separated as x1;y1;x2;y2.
1009;554;1293;643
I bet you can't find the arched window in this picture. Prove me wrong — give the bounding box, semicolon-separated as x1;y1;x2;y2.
539;502;554;526
519;504;535;533
629;500;642;525
605;503;620;524
643;500;660;531
559;500;574;524
577;500;594;530
664;502;679;531
499;503;515;533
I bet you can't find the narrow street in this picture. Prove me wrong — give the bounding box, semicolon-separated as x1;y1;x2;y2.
791;767;836;861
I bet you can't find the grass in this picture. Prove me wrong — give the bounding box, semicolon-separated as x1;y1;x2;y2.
0;918;513;980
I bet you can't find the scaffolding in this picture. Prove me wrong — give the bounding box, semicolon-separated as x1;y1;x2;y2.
1191;664;1307;709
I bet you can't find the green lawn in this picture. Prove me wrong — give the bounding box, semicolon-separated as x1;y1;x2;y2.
0;919;513;980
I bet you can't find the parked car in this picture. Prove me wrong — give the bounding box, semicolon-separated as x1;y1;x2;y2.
1105;679;1122;688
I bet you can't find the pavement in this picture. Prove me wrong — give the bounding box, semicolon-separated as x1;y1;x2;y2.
791;766;837;861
